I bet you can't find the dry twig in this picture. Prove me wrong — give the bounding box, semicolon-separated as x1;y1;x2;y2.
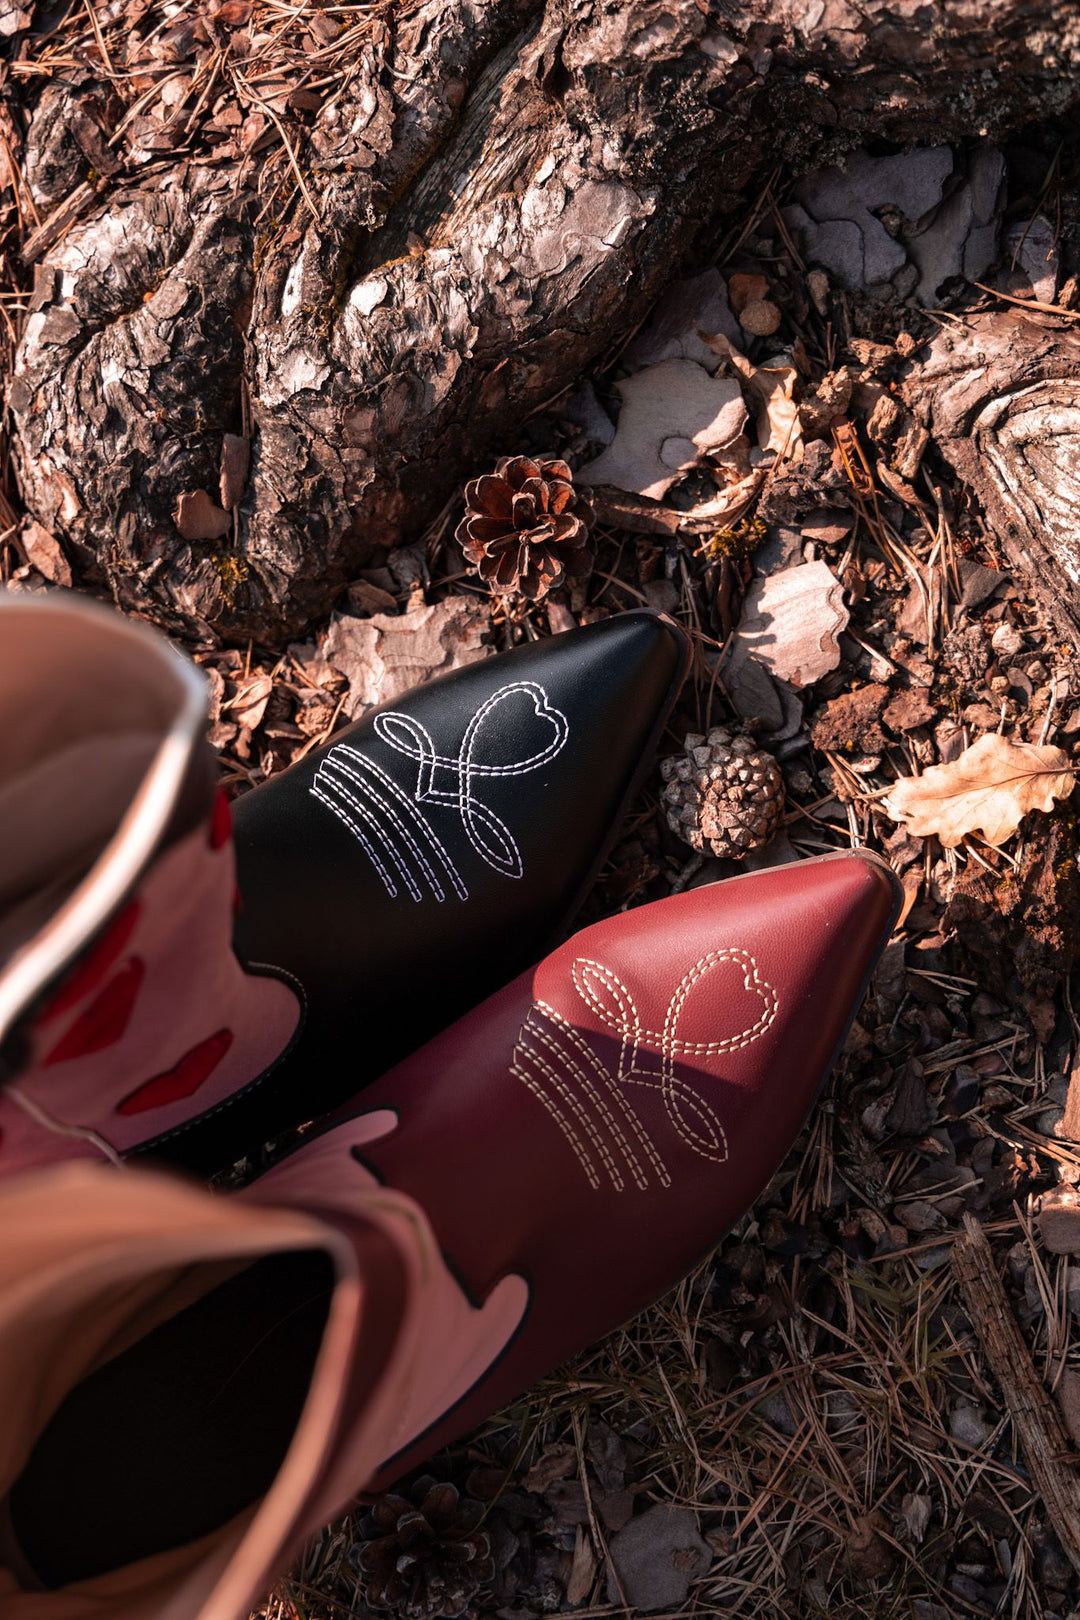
953;1211;1080;1576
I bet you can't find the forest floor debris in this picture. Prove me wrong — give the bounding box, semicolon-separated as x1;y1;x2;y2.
3;27;1080;1615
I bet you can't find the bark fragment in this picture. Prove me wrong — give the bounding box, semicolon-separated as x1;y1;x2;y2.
903;310;1080;654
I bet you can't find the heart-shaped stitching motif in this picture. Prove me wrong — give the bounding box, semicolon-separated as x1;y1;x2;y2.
312;681;570;900
511;950;780;1193
572;951;778;1159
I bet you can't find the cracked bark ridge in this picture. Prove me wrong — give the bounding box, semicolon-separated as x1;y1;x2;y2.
903;310;1080;653
10;0;1080;644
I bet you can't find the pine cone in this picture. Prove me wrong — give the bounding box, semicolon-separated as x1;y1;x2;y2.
355;1477;493;1620
660;728;784;859
457;455;593;601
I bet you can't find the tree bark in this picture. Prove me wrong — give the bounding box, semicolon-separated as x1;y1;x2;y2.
8;0;1080;644
903;308;1080;655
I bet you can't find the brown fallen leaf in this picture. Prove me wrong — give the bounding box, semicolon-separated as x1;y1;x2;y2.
885;733;1075;848
707;333;803;459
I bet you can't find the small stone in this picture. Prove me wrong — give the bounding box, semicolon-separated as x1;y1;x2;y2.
606;1505;710;1612
991;621;1025;658
950;1402;994;1449
739;297;782;336
1037;1187;1080;1254
866;391;904;443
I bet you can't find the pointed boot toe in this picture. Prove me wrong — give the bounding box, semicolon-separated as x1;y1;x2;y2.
215;610;689;1162
257;850;901;1487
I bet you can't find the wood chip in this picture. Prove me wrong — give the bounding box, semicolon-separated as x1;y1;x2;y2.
21;520;71;585
174;489;232;541
324;596;492;718
219;435;250;511
580;359;747;500
727;561;849;689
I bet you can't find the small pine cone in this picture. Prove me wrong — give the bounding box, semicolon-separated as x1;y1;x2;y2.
457;455;594;601
660;728;784;859
354;1477;494;1620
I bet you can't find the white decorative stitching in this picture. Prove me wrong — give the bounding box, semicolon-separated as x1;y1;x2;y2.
514;1023;625;1191
309;681;569;901
523;1013;642;1191
510;950;779;1191
312;777;423;901
534;1004;665;1190
328;751;467;902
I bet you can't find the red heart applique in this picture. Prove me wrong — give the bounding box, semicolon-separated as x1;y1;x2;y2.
36;902;142;1026
43;957;146;1065
116;1029;234;1116
209;788;232;851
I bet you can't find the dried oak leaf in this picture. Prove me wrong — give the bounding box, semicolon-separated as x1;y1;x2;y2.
885;733;1074;848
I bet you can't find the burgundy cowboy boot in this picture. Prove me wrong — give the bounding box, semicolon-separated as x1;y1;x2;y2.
0;854;896;1620
307;849;902;1488
215;608;690;1171
0;590;302;1179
